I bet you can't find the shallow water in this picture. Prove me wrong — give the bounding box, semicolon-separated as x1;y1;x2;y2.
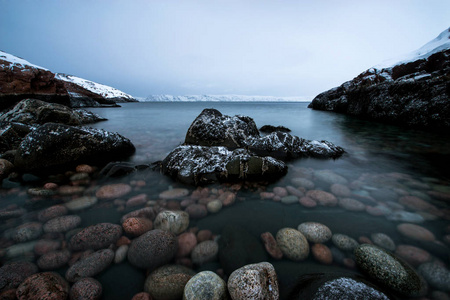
1;102;450;299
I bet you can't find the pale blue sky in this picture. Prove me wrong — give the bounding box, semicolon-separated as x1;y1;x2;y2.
1;0;449;98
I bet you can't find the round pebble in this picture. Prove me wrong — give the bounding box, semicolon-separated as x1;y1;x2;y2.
417;262;450;292
395;245;431;266
261;232;283;260
122;217;153;237
291;177;314;189
331;234;359;251
114;245;129;264
159;188;189;200
69;223;122;251
397;223;435;241
184;271;228;300
276;228;309;261
297;222;332;243
37;249;71;270
43;215;81;233
191;240;219;265
281;195;298;205
154;210;189;235
314;169;348;185
65;249;114;282
330;183;352;197
371;233;396;252
273;187;288;198
306;190;338;206
69;277;102;300
338;198;366;211
311;243;333;264
299;196;317;208
65;196;97;211
144;264;195;300
185;204;208;219
206;200;222;213
13;222;43;243
176;232;197;258
95;183;132;199
38;205;68;222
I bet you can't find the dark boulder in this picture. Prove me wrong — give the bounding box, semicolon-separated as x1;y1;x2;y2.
13;123;135;174
308;29;450;132
0;122;34;155
0;99;106;125
259;125;291;133
161;145;287;185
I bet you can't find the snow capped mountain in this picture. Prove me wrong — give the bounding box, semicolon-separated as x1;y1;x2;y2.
375;27;450;69
55;73;135;101
0;50;48;71
143;94;310;102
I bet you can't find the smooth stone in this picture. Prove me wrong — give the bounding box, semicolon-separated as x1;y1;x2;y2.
37;205;68;222
417;262;450;292
131;292;152;300
206;200;223;213
154;210;189;235
65;196;97;211
127;229;178;270
330;183;352;197
395;245;431;266
34;239;61;256
69;223;122;251
314;170;348;185
399;195;436;212
159;188;189;200
281;195;298;205
95;183;132;199
37;249;71;270
16;272;69;300
191;240;219;265
397;223;435;241
185;204;208;219
338;198;366;211
13;222;42;243
273;187;288;198
306;190;337;206
69;277;102;300
311;243;333;265
120;207;156;223
371;233;396;252
114;245;129;264
43;215;81;233
183;271;227;300
122;217;153;237
354;244;424;296
65;249;114;282
331;234;359;251
126;193;148;208
291;177;314;189
286;185;304;197
299;196;317;208
4;241;37;259
260;232;283;260
297;222;332;243
176;232;197;258
144;265;195;300
227;262;279;300
276;228;309;261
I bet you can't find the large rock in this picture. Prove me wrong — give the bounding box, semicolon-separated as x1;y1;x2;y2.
127;229;178;270
308;28;450;131
65;249;114;282
16;272;69;300
14;122;135;174
0;122;34;155
0;99;106;125
69;223;122;251
161;145;287;185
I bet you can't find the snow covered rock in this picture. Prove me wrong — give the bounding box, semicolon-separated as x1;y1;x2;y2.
0;50;135;109
0;99;106;125
14;123;135;174
161;145;287;185
309;27;450;131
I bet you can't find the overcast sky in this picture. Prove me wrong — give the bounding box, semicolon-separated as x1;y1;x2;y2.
1;1;449;98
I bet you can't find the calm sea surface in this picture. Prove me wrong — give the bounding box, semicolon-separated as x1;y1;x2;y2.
2;101;450;299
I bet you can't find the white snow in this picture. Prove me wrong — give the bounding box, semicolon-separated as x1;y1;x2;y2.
0;50;48;70
375;27;450;69
143;94;311;102
55;73;135;100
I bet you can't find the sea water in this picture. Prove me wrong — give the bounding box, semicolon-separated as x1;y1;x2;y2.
1;101;449;299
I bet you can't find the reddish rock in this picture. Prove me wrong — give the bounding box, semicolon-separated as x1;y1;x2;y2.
16;272;69;300
260;192;275;199
395;245;432;266
338;198;366;211
75;164;96;174
261;232;283;259
37;249;71;270
0;262;38;291
358;236;373;245
273;187;288;198
185;204;208;219
65;249;114;282
311;243;333;264
96;183;132;200
286;186;305;197
196;229;213;242
122;217;153;237
43;215;81;233
167;200;182;210
69;223;122;251
397;223;435;241
69;277;102;300
159;188;189;200
34;239;62;256
37;205;68;223
116;236;131;247
126;194;148;208
120;207;156;223
306;190;337;206
131;292;152;300
399;196;437;212
176;232;197;258
330;183;352;197
299;196;317;208
43;182;58;190
219;191;235;206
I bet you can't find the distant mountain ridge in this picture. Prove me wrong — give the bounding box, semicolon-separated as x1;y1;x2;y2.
308;27;450;131
144;94;310;102
0;50;136;109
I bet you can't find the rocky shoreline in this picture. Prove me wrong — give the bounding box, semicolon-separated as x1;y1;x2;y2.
0;100;449;299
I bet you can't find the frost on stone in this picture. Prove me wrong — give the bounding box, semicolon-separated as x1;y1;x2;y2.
314;278;389;300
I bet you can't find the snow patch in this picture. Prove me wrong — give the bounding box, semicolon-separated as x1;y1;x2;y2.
0;50;48;70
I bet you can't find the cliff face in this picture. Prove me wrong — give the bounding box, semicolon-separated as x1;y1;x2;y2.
308;29;450;132
0;51;135;110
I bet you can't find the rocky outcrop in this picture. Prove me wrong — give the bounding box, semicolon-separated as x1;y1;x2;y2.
308;28;450;131
0;51;135;110
0;99;106;125
12;123;135;174
160;108;343;185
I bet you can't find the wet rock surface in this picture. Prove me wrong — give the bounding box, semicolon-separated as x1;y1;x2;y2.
16;272;69;300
